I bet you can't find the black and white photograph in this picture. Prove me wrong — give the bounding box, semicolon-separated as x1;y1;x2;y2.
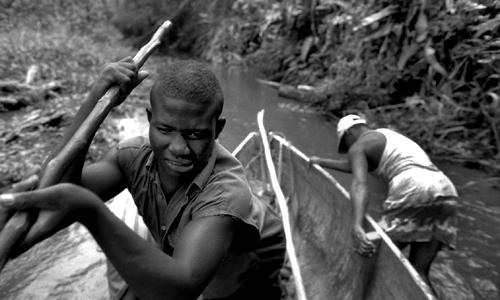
0;1;499;299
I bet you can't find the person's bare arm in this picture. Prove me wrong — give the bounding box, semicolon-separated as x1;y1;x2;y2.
80;147;127;200
8;58;142;254
87;206;234;299
1;185;235;300
309;156;351;173
7;147;127;256
45;57;146;185
348;143;375;256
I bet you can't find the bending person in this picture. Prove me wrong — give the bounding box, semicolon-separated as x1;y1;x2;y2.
310;114;458;291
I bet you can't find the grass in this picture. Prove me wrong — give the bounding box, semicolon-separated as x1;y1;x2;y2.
0;1;129;91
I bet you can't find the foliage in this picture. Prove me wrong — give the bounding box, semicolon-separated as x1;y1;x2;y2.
0;0;127;90
196;0;500;171
0;0;131;188
347;0;500;165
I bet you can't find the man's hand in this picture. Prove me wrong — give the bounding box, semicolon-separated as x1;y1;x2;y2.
93;57;149;106
0;174;39;230
308;156;321;168
352;225;376;257
0;183;103;257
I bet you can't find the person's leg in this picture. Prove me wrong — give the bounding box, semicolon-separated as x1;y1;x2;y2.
408;238;441;293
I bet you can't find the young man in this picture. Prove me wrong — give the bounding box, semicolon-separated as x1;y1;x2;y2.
0;58;285;300
309;114;458;290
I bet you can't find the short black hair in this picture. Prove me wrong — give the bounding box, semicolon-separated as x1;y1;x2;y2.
151;59;224;117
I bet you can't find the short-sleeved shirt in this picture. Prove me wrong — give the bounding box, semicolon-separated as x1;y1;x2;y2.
117;136;285;299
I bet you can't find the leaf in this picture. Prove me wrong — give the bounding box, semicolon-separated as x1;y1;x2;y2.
319;0;352;12
404;95;426;108
397;42;420;70
424;42;448;77
415;7;428;43
300;36;315;62
472;14;500;39
353;5;397;32
487;92;499;108
445;0;456;14
361;23;393;43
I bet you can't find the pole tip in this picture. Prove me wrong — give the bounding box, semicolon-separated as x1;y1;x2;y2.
160;20;172;30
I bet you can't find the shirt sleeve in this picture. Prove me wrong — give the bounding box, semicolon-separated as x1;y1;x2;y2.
191;174;263;249
116;136;146;181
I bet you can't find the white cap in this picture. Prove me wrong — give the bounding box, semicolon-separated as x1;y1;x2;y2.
337;114;366;153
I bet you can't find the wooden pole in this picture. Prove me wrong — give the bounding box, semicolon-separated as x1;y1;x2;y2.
0;21;171;271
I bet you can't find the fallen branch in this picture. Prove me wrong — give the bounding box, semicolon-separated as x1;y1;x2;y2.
0;80;62;111
0;80;32;93
257;79;323;104
0;110;67;143
278;84;322;103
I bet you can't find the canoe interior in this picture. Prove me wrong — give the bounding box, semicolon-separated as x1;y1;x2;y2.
235;132;434;300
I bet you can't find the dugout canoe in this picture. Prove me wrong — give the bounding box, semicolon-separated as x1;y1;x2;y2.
234;127;436;300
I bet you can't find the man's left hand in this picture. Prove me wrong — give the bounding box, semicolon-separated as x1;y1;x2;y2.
309;156;321;168
0;183;103;257
352;225;376;257
0;174;39;230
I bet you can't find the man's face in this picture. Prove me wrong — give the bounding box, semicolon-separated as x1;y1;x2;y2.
148;93;224;179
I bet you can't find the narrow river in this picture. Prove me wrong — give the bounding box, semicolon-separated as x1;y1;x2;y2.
0;63;498;299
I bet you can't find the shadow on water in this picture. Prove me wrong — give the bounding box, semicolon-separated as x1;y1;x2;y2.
0;64;498;299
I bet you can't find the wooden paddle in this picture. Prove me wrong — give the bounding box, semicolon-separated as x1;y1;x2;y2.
0;20;172;272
